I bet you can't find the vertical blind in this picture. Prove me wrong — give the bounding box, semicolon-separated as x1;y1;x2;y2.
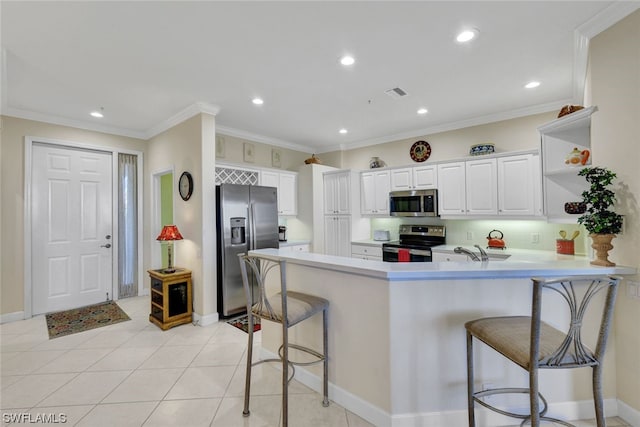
118;153;138;298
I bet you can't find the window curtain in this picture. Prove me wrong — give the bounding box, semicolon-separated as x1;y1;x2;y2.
118;153;138;298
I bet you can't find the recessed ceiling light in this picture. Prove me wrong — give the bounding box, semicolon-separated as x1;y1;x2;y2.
252;97;264;105
340;55;355;66
90;109;104;118
525;81;541;89
339;128;348;134
417;108;428;115
456;29;478;43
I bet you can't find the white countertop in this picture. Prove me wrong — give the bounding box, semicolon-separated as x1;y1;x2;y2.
351;239;387;247
250;247;635;281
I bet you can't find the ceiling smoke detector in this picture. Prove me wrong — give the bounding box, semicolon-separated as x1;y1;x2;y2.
384;87;408;99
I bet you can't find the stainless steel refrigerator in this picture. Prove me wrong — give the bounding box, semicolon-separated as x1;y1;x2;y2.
216;184;279;317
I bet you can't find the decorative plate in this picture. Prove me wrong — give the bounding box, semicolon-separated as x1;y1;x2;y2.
410;140;431;162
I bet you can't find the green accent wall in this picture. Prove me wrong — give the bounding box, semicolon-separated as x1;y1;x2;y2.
160;173;173;267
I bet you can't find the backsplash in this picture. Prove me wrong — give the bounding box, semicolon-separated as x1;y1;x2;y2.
370;217;589;255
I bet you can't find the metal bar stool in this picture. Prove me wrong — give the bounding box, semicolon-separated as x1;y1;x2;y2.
238;253;329;427
466;275;620;427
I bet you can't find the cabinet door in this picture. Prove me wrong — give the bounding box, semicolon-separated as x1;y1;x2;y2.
498;154;538;216
336;216;352;258
335;172;351;214
260;171;279;189
437;162;466;215
324;174;338;214
413;165;438;189
360;172;376;214
373;170;391;214
466;158;498;215
390;168;413;191
278;172;297;215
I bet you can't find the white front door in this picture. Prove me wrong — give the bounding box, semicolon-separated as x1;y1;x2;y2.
31;143;113;314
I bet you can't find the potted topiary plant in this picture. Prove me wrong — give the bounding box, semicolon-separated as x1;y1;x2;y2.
577;166;623;266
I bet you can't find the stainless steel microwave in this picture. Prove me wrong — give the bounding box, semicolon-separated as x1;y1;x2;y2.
389;189;438;217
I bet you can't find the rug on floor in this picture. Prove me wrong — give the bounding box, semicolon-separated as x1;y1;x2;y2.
226;314;261;333
45;300;131;339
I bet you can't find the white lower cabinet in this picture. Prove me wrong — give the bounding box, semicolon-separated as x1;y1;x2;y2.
324;216;351;257
431;252;470;262
279;244;310;253
351;244;383;261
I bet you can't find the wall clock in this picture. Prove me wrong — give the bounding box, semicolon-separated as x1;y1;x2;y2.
410;140;431;162
178;171;193;201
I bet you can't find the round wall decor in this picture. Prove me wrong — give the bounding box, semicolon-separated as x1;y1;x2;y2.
178;171;194;201
410;140;431;162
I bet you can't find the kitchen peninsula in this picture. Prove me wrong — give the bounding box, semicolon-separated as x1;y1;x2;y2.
251;248;635;427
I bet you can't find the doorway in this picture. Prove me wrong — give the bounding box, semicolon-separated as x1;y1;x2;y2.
152;168;175;270
24;137;144;318
30;143;113;315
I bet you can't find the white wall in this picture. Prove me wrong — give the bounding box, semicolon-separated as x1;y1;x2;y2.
588;9;640;415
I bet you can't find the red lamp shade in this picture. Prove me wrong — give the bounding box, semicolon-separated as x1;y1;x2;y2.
156;225;184;241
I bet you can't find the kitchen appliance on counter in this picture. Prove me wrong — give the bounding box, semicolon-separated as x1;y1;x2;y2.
373;230;391;241
389;189;438;217
278;226;287;242
382;225;446;262
486;229;506;249
216;184;279;317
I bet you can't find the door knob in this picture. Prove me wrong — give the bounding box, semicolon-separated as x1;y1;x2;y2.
101;243;112;248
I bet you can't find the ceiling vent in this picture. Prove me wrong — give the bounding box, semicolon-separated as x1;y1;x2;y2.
385;87;409;99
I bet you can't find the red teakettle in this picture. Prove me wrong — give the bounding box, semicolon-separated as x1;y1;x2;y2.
487;229;506;249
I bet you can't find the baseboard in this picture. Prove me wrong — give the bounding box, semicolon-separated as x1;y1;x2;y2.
0;311;25;324
258;346;626;427
192;312;218;327
260;348;392;427
618;399;640;427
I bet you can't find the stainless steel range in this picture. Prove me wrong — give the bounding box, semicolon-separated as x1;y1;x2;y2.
382;225;446;262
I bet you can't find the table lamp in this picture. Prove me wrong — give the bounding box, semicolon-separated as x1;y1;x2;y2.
156;225;183;273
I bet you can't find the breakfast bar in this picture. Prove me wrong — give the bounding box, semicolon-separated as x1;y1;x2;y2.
250;248;635;427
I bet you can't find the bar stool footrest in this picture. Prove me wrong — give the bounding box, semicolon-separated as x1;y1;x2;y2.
473;387;575;427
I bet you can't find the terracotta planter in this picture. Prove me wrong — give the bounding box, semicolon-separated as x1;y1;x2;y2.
589;234;616;267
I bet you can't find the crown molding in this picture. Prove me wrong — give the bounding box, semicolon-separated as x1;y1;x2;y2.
572;1;640;105
577;1;640;39
2;107;147;140
144;102;220;139
333;100;568;152
215;124;313;153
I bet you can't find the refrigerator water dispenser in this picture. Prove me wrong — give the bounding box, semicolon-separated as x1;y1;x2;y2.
230;217;246;244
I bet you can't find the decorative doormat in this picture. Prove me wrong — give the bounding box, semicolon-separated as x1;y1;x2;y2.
45;300;130;339
226;314;261;333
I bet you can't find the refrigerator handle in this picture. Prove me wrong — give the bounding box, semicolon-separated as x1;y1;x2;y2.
249;202;257;250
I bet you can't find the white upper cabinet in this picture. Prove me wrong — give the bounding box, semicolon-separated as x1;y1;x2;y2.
390;165;437;191
538;106;596;222
437;161;466;215
260;170;298;216
465;158;498;215
497;154;541;216
413;165;438;189
360;170;390;215
324;170;351;215
437;152;542;218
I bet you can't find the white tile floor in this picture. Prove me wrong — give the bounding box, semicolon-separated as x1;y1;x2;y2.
0;296;632;427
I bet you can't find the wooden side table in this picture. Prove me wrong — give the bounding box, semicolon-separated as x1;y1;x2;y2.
148;268;192;330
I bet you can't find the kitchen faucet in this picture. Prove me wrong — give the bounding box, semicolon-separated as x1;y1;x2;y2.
454;245;489;262
474;244;489;262
454;246;480;262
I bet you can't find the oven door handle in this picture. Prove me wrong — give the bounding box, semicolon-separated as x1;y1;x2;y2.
382;247;431;256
